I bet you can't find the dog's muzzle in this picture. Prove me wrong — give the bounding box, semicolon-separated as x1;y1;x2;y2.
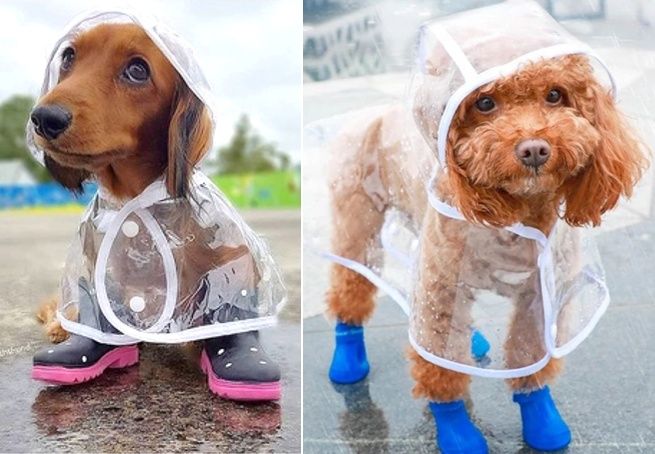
31;104;72;140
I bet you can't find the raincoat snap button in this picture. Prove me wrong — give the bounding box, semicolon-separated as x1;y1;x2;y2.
129;296;146;312
122;220;139;238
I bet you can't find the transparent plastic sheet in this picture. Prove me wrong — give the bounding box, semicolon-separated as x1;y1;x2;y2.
408;199;609;376
412;0;616;166
547;222;609;356
321;167;609;376
409;212;548;375
28;10;285;344
313;0;612;377
59;173;286;345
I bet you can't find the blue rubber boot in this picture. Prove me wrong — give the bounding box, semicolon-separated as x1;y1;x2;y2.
328;321;369;384
429;400;488;454
471;329;490;360
513;386;571;451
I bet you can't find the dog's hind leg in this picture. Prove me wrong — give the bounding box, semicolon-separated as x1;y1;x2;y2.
326;119;387;384
326;189;385;384
326;186;384;326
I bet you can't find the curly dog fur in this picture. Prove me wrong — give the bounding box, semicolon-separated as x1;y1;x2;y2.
327;54;646;400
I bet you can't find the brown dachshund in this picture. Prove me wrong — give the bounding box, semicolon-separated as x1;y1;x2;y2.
32;23;215;340
30;21;281;400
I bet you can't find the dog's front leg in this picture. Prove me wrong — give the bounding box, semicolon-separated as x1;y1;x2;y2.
504;287;570;450
36;295;72;343
409;211;487;453
410;210;472;399
408;350;471;401
505;287;563;393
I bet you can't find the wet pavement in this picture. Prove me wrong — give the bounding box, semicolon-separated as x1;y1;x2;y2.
0;209;300;453
304;284;655;453
302;11;655;454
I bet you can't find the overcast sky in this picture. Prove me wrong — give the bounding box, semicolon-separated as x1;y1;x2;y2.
0;0;301;162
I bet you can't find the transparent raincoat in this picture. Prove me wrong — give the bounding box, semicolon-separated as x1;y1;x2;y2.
321;0;613;378
27;10;286;345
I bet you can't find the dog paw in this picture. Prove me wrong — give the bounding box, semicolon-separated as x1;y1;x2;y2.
36;295;58;325
46;320;70;344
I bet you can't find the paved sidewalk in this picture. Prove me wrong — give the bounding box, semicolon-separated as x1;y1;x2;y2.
304;273;655;453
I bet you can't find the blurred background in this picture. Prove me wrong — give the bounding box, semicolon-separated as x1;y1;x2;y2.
303;1;655;453
303;0;655;119
0;0;300;210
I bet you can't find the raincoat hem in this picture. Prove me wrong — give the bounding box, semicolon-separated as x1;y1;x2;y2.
320;251;411;315
408;333;552;379
58;310;281;345
550;290;609;358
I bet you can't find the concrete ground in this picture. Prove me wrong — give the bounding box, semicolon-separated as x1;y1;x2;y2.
0;209;300;453
302;12;655;454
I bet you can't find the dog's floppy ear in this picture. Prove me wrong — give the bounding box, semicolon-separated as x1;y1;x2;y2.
561;83;647;227
167;81;213;198
44;154;90;194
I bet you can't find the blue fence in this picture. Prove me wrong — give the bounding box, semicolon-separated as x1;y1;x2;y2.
0;182;97;209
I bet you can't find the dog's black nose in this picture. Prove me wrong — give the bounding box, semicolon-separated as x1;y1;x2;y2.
30;105;71;140
515;139;551;169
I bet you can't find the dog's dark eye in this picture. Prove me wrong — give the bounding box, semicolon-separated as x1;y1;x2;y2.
61;47;75;72
122;58;150;84
475;96;496;113
546;88;563;104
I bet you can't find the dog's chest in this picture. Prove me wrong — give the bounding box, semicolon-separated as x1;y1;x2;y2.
451;225;541;303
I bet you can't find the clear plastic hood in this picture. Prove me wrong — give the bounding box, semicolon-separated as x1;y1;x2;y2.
27;8;217;165
412;0;616;165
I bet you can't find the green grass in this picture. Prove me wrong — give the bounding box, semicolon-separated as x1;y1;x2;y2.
0;203;84;215
0;170;301;214
212;170;300;208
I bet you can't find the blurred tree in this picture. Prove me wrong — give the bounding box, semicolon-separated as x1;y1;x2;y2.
0;95;51;182
214;114;291;175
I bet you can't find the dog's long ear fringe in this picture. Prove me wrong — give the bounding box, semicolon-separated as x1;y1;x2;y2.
561;83;647;227
167;82;213;199
44;154;90;194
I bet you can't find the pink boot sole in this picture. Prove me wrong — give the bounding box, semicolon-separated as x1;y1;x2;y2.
200;350;281;401
31;345;139;385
